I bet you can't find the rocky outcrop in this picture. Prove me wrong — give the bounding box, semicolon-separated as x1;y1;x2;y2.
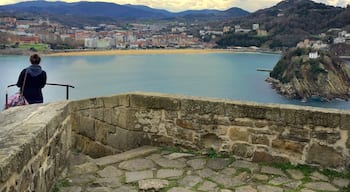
267;48;350;101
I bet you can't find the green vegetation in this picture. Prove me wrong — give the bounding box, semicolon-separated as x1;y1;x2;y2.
216;32;271;48
50;178;70;192
267;162;350;181
18;43;48;51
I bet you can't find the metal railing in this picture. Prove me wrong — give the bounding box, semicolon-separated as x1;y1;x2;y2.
6;83;75;107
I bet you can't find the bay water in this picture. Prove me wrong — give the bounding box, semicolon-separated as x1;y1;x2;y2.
1;52;350;110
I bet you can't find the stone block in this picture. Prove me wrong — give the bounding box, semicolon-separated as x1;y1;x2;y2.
69;97;104;111
280;109;295;126
272;138;305;154
103;108;114;124
231;143;254;158
135;110;163;133
150;136;174;146
201;134;223;151
18;167;31;192
252;135;270;146
327;113;341;128
227;126;250;142
181;99;225;115
340;113;350;130
106;127;151;151
103;94;129;108
312;112;332;127
294;109;312;126
164;111;178;120
306;143;344;168
284;127;310;142
213;115;231;126
75;115;95;140
254;120;271;128
232;118;254;127
176;119;195;130
94;146;158;166
265;107;281;122
45;117;61;142
130;94;180;111
175;127;195;142
244;105;267;120
252;151;289;164
112;108;139;131
74;134;115;158
90;108;104;121
225;103;245;118
95;121;115;145
311;129;341;144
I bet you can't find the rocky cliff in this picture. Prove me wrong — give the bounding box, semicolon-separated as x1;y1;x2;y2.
267;48;350;101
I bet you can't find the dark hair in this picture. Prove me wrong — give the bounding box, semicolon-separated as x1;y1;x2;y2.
30;54;41;65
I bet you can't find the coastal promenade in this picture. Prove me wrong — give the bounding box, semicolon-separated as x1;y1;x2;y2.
58;146;349;192
46;48;267;56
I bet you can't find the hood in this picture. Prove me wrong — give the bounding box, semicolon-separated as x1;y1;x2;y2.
26;65;42;77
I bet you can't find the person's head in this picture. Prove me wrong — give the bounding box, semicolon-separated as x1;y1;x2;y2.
30;54;41;65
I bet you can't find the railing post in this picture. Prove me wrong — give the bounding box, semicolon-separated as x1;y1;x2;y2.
66;85;69;100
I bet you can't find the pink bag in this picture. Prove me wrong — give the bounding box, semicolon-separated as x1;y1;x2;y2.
4;69;29;110
6;92;28;109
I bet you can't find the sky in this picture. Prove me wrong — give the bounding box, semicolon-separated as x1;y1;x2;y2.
0;0;349;12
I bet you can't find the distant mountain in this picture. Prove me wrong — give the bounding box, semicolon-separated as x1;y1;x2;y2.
0;0;249;24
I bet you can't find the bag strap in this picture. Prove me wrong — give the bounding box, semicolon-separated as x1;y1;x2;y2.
20;69;28;96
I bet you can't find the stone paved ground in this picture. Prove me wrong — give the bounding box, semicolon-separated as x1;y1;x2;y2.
56;146;350;192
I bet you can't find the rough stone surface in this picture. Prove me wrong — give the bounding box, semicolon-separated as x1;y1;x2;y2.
260;166;287;177
304;182;339;191
97;166;123;178
55;148;349;192
236;185;257;192
93;146;158;166
125;170;153;183
157;169;184;178
138;179;169;190
310;171;329;181
333;177;350;188
153;157;187;168
168;187;194;192
187;159;206;170
178;175;203;187
231;160;259;173
257;185;283;192
286;169;304;180
206;158;231;170
118;158;156;171
3;92;350;192
307;143;344;168
197;180;217;191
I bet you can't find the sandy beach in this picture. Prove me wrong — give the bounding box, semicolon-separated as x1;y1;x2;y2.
47;48;241;56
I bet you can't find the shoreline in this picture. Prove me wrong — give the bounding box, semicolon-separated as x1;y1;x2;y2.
46;48;280;56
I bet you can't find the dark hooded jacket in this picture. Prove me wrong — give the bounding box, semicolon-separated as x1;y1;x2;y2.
17;65;47;104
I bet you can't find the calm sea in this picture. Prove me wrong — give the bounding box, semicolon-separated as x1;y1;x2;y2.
1;52;350;110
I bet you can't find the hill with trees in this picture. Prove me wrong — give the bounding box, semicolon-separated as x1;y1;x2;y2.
267;48;350;101
217;0;350;49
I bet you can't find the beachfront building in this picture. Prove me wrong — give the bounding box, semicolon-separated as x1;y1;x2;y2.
84;38;97;48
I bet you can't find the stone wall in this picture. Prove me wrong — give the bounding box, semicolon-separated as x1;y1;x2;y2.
0;102;71;192
1;92;350;192
70;92;350;171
